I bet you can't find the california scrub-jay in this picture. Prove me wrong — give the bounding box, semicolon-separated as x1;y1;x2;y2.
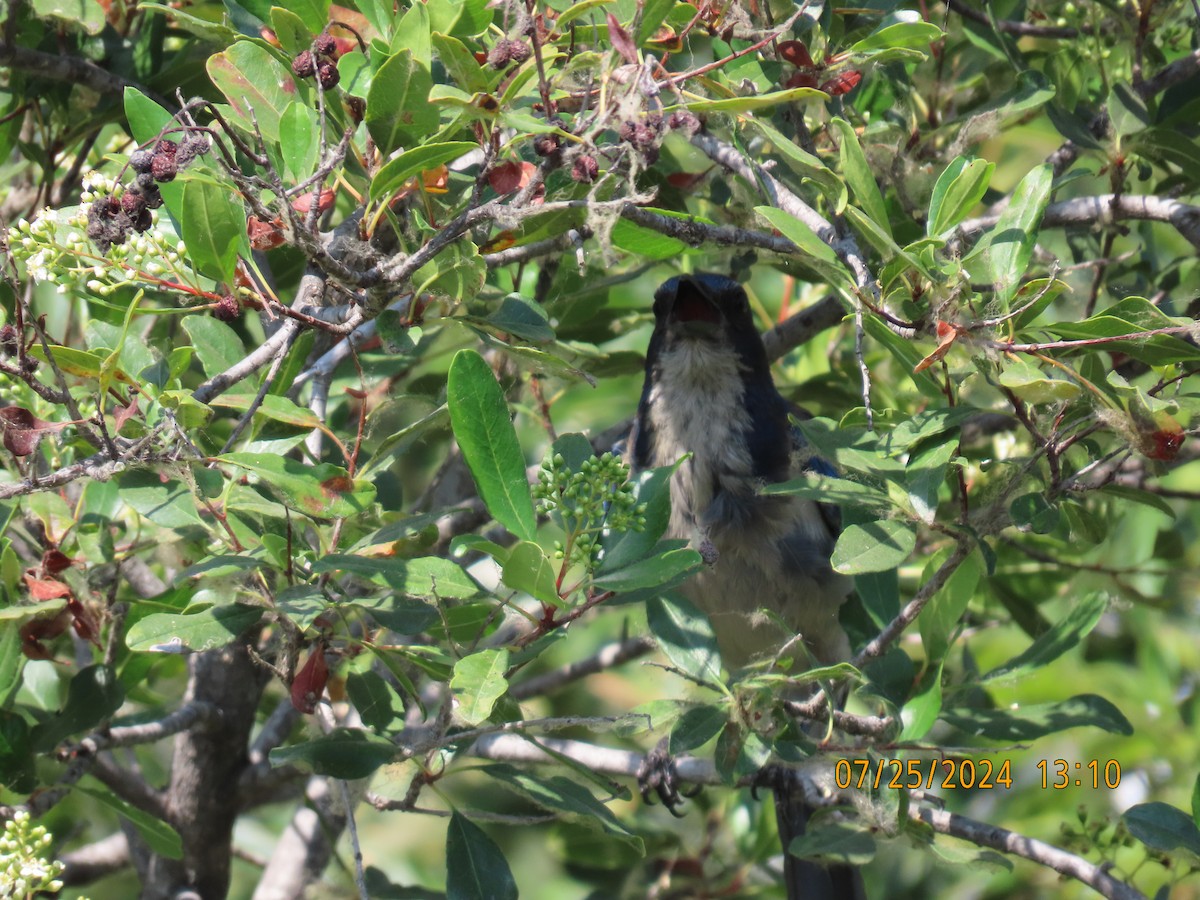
630;273;863;900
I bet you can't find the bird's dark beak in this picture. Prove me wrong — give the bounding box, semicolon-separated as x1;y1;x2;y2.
664;278;722;335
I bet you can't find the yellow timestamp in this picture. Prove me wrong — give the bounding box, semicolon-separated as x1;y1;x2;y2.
1038;759;1122;789
834;757;1014;791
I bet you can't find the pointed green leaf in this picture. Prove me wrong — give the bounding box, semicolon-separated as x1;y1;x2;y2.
269;727;397;778
447;350;537;541
451;649;509;725
366;49;438;153
984;593;1107;681
370;141;478;202
179;178;249;285
646;593;724;687
125;605;264;653
927;156;994;237
832;520;916;575
76;782;183;859
832;118;890;235
942;694;1132;740
446;812;517;900
501;541;562;607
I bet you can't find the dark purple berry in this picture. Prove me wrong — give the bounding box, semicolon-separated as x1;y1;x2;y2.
20;355;38;374
175;134;210;167
120;192;146;216
533;133;560;157
292;50;317;78
214;294;240;321
150;154;178;182
488;39;531;69
667;110;701;135
129;149;155;174
571;154;599;183
313;33;337;58
132;207;153;233
155;139;178;158
317;61;340;90
0;324;18;356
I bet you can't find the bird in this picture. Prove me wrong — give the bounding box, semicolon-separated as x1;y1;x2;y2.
628;272;863;900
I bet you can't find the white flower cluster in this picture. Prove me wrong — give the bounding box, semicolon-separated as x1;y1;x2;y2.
7;171;192;299
0;811;65;898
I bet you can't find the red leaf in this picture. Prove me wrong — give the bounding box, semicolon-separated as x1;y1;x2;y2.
68;596;100;644
819;70;862;96
913;320;962;373
606;11;639;65
41;549;74;575
21;609;70;660
247;216;286;251
783;71;819;90
113;394;140;433
24;574;71;601
0;406;62;457
488;160;536;195
291;641;329;713
291;188;336;214
667;170;710;190
777;40;814;68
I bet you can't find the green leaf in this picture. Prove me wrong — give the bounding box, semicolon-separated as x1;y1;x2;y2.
0;712;34;794
899;662;943;741
754;206;853;290
482;763;641;846
218;453;376;519
750;119;847;212
205;41;294;144
312;554;482;599
593;546;701;594
611;212;703;260
1125;803;1200;856
762;473;894;512
269;727;397;778
942;694;1132;740
446;812;517;900
1192;774;1200;832
30;665;124;751
392;0;432;65
501;541;562;607
789;822;877;865
451;649;509;725
75;782;183;859
0;622;25;708
997;358;1082;404
927;156;994;237
1009;492;1061;534
116;470;203;529
984;593;1108;681
179;177;249;285
684;85;826;113
1108;82;1150;138
370;141;478;202
849;16;943;54
182;315;246;381
669;704;727;754
432;31;493;93
346;670;404;731
125;605;264;653
31;0;106;33
918;548;981;662
366;49;439;154
485;295;556;344
447;350;537;541
968;163;1053;309
415;240;486;302
646;593;724;687
832;118;890;235
599;463;676;573
832;520;915;575
906;441;956;525
280;101;321;183
210;393;322;428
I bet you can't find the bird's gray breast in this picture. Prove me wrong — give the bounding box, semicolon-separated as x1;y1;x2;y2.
641;338;850;665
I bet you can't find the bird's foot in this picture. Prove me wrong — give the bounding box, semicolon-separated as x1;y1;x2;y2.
637;737;702;817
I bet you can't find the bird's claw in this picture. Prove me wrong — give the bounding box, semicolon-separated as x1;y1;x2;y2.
637;737;702;817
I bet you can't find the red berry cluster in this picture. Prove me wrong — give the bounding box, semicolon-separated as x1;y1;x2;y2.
86;134;210;253
292;34;341;90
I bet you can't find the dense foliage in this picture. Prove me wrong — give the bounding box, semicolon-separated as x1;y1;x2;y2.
0;0;1199;898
